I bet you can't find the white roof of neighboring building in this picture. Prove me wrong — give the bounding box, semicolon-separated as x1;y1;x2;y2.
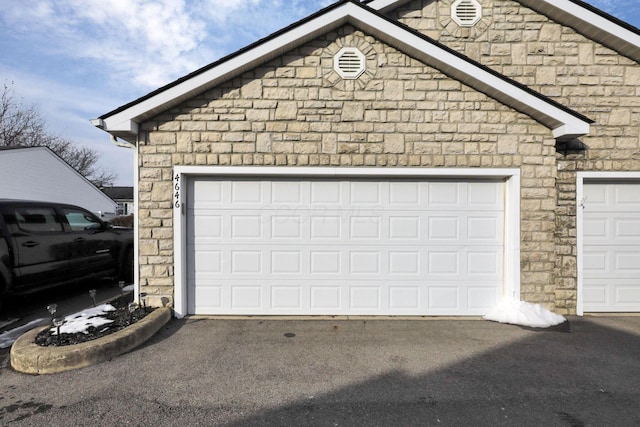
0;147;117;215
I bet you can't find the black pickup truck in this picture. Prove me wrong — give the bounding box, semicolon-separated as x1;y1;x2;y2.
0;199;133;313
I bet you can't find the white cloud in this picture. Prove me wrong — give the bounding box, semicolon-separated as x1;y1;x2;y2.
0;1;334;185
0;0;333;91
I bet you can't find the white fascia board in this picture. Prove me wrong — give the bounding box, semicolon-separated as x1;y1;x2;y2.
173;165;519;179
348;9;590;139
551;123;592;140
518;0;640;59
367;0;414;13
98;1;589;141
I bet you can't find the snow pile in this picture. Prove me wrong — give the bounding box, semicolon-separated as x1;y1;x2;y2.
483;298;566;328
51;304;116;335
0;318;49;349
123;284;135;293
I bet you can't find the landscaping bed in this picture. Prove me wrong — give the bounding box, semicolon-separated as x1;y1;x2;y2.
34;294;154;347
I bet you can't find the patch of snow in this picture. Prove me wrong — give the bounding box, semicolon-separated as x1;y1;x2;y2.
0;318;49;349
483;297;566;328
123;284;135;292
51;304;116;335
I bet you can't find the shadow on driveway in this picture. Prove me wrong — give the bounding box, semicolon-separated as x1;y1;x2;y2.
0;316;639;426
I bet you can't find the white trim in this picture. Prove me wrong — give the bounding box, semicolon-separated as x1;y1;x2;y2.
576;172;640;315
172;166;521;318
95;2;590;142
368;0;414;13
518;0;640;61
133;142;141;301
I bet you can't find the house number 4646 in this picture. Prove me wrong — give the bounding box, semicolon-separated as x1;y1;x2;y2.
174;174;180;208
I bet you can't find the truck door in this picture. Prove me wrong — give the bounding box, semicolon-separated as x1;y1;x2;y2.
61;207;115;278
10;206;73;290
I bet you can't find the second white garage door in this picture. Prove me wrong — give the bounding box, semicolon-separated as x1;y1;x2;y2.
583;181;640;312
187;178;505;315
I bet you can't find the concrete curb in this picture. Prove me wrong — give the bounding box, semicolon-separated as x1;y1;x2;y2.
10;307;172;375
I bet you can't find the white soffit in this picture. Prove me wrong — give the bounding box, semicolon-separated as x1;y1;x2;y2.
94;1;591;142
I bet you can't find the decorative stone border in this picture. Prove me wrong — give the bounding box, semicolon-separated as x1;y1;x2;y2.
10;307;172;374
439;0;493;38
321;28;379;91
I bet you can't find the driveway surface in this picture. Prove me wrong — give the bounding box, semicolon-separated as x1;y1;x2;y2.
1;316;639;426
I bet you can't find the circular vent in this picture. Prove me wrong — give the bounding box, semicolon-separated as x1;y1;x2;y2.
451;0;482;27
334;47;366;79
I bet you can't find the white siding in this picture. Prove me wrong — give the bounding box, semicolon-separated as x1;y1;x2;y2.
0;147;117;216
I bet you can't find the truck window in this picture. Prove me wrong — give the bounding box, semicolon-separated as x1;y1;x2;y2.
15;208;63;233
63;208;102;231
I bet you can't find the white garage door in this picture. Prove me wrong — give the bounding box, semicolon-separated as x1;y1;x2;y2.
583;182;640;312
187;177;505;315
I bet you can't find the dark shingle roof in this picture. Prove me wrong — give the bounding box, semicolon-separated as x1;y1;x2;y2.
100;186;133;200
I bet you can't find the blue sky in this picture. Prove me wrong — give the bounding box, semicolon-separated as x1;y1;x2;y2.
1;0;638;185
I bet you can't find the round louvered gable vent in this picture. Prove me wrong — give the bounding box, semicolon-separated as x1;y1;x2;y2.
451;0;482;27
334;47;366;79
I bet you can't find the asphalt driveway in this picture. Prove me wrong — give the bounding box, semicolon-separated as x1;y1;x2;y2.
1;316;639;426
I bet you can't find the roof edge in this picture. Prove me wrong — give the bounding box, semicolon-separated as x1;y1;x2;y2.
93;0;592;142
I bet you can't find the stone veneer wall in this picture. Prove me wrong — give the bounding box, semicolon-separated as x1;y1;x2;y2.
137;0;640;314
389;0;640;313
137;24;555;311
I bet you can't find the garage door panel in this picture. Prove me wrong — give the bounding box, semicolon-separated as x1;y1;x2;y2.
583;181;640;312
614;185;640;205
311;181;342;204
188;178;505;315
584;279;640;311
190;245;502;281
192;180;223;205
584;247;640;275
467;287;501;310
350;182;382;204
189;279;502;315
192;210;503;244
584;183;640;211
272;181;303;203
231;181;264;203
468;216;503;241
389;182;421;205
468;182;503;206
615;218;640;239
616;286;640;304
584;214;640;243
583;251;608;273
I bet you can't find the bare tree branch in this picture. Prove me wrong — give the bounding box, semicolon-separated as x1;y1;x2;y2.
0;82;116;186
